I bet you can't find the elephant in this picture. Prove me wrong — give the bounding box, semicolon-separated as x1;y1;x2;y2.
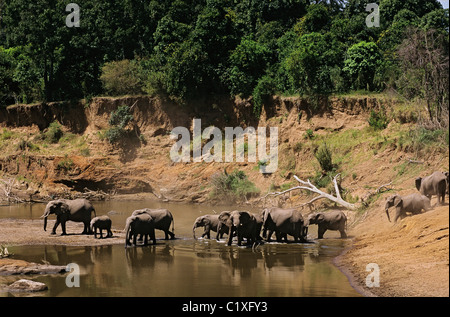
384;193;431;222
307;210;347;239
192;214;228;240
262;207;307;242
124;213;156;247
41;199;96;235
415;171;447;205
132;208;175;240
90;215;113;239
219;210;261;246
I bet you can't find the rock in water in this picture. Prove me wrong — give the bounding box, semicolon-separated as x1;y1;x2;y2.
7;279;48;292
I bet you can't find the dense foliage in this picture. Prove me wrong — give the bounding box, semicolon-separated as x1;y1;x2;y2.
0;0;448;116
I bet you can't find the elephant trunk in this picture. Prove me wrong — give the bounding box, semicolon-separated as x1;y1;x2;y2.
385;208;391;222
124;217;134;247
41;206;52;231
193;224;197;240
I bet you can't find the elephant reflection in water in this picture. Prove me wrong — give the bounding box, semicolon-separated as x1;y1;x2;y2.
218;247;260;278
125;244;174;271
261;245;306;269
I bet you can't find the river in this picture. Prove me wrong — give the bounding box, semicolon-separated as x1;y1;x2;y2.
0;200;361;297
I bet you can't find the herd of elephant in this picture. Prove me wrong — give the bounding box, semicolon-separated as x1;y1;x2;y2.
40;199;347;247
39;170;448;247
384;171;449;223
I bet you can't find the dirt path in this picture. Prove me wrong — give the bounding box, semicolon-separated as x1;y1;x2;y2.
335;203;449;297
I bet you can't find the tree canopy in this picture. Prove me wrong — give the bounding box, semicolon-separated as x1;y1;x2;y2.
0;0;447;111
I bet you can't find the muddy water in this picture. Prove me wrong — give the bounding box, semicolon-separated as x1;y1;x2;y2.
0;201;360;297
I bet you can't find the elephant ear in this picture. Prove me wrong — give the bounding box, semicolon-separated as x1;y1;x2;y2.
239;211;251;223
415;177;422;191
56;201;70;215
393;196;403;208
202;216;211;226
218;211;230;222
316;213;325;223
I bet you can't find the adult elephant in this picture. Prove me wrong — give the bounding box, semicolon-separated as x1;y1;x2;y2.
124;213;156;247
41;199;96;235
219;210;261;246
132;209;175;240
192;214;228;240
307;210;347;239
415;171;447;205
262;207;307;242
384;193;431;222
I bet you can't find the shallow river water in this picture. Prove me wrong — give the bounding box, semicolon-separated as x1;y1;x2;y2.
0;201;361;297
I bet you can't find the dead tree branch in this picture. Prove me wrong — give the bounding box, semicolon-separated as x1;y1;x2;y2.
263;174;357;210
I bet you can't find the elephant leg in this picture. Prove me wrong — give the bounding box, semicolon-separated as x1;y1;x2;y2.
237;232;243;246
318;226;326;239
165;230;175;240
99;228;104;239
60;222;67;236
143;234;148;246
151;230;156;245
107;229;113;238
227;228;234;246
51;218;61;235
93;227;97;239
266;230;274;242
339;229;347;238
133;234;137;246
394;208;403;222
275;231;282;242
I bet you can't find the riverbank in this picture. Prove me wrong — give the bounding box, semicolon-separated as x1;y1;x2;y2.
0;218;125;246
335;202;449;297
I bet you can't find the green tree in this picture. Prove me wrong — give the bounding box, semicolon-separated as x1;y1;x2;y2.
379;0;442;26
343;41;382;90
225;37;271;97
282;32;344;95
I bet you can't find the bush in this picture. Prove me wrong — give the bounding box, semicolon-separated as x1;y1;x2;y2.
105;105;133;144
368;107;388;130
252;74;276;117
314;142;333;173
210;169;260;202
100;60;144;96
45;121;63;143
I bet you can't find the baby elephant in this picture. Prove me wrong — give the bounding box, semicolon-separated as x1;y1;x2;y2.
307;210;347;239
193;214;228;240
90;215;113;239
385;193;431;222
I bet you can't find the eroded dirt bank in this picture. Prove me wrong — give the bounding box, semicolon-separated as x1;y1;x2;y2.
1;95;448;296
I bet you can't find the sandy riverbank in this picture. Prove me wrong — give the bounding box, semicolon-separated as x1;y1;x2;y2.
335;204;449;297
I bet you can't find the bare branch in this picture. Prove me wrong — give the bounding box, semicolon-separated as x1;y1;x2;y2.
263;174;357;210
